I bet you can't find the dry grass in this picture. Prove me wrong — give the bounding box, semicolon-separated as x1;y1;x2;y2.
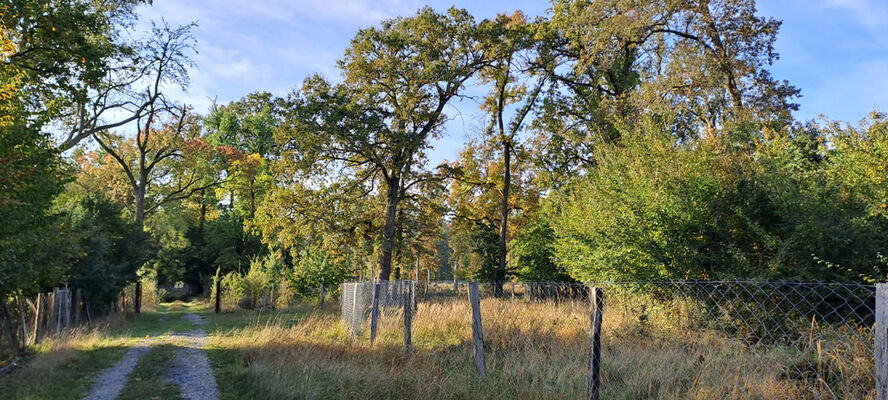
210;295;874;400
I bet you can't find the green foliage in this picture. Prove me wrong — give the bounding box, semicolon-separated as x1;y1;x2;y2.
471;222;503;282
0;122;71;296
511;216;572;282
1;0;144;128
56;191;147;304
550;120;888;283
220;262;269;310
285;244;350;297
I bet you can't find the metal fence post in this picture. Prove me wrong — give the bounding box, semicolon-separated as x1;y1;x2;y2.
587;286;604;400
877;283;888;400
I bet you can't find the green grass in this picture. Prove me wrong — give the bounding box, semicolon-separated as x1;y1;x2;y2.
0;340;127;400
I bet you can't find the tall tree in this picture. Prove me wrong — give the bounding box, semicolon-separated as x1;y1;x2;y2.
278;7;484;280
476;12;546;293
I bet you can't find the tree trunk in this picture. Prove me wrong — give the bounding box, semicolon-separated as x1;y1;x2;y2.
495;142;511;297
249;177;256;219
134;187;145;228
378;175;400;281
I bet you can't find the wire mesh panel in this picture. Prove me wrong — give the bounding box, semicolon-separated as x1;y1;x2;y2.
591;280;875;399
340;280;416;339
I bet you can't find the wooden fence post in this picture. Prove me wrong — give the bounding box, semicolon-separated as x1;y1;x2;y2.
370;282;381;346
404;282;413;358
52;288;61;334
215;279;222;314
72;289;81;325
33;293;42;344
63;289;71;328
135;281;142;315
262;287;268;310
877;283;888;400
17;296;28;351
0;300;16;352
587;286;604;400
468;282;486;377
120;288;126;315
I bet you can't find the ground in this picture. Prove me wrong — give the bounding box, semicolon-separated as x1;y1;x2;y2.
0;296;873;399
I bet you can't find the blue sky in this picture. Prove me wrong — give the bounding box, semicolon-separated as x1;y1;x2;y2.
138;0;888;165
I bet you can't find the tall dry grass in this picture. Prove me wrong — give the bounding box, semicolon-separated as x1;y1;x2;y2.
212;294;874;399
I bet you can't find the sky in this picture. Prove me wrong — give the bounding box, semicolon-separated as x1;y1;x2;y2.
137;0;888;165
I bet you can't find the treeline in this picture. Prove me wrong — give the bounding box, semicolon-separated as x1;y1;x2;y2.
2;0;887;307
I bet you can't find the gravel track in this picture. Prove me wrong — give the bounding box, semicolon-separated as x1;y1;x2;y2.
164;329;218;400
82;313;218;400
82;339;153;400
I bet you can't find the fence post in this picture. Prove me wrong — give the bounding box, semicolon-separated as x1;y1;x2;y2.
135;281;142;315
370;282;381;346
262;287;268;310
587;286;604;400
120;288;126;315
215;278;222;314
468;282;486;377
63;289;71;328
404;282;413;358
877;283;888;400
320;284;325;308
73;289;81;325
33;293;42;344
0;300;16;352
53;288;61;333
17;296;28;351
269;283;275;310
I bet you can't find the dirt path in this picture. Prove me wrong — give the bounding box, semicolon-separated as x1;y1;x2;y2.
82;313;219;400
165;314;218;400
82;339;153;400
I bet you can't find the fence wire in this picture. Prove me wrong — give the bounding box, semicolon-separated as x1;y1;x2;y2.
338;279;874;399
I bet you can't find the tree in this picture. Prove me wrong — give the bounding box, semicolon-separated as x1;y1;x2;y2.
55;191;147;305
277;7;484;280
205;92;282;218
0;20;71;298
474;12;546;293
550;117;888;283
0;0;145;137
91;105;221;229
530;0;799;188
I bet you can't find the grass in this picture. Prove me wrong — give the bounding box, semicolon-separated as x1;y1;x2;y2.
117;344;181;400
0;296;874;399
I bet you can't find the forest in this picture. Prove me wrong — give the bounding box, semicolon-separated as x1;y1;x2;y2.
3;0;888;310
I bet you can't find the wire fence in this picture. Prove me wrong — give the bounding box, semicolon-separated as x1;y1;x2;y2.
1;285;142;367
338;279;875;399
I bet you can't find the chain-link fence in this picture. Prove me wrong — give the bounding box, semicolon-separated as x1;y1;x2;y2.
337;279;875;399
